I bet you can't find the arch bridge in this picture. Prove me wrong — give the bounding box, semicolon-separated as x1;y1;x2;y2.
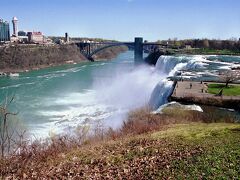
75;37;168;63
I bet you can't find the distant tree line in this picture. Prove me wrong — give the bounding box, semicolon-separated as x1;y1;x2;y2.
48;36;117;43
157;38;240;51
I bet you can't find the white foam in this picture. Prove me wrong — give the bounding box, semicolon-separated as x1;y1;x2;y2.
218;66;231;70
153;102;203;114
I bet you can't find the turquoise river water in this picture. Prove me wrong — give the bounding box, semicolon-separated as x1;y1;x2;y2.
0;51;240;138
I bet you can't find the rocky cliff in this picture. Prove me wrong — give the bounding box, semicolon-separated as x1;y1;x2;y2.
0;44;128;73
144;50;174;65
0;44;87;72
92;45;128;60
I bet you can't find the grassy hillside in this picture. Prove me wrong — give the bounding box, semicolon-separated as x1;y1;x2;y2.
57;124;240;179
0;107;239;179
208;83;240;96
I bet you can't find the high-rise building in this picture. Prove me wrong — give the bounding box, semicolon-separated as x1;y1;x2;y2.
0;19;10;42
12;16;18;37
65;33;69;43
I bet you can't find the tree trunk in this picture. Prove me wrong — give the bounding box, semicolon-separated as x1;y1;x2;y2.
225;81;229;88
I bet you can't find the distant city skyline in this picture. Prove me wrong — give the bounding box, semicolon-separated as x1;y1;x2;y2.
1;0;240;41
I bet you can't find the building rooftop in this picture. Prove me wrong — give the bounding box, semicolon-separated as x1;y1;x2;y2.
0;19;9;24
12;17;18;21
28;32;43;35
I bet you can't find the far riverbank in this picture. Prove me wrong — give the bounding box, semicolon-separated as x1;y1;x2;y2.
180;48;240;56
145;49;240;66
0;44;128;73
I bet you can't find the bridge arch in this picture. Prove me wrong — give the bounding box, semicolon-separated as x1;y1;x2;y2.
75;37;165;62
87;43;152;60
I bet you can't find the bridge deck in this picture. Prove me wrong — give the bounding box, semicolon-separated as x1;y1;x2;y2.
74;37;172;60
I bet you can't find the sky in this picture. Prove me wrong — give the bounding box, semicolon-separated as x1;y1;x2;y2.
1;0;240;41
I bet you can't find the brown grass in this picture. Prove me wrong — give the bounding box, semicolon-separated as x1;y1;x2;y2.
115;106;236;137
0;106;238;178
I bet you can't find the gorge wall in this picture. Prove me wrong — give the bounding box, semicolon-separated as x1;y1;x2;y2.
0;44;87;72
92;45;128;60
0;44;128;73
144;50;173;65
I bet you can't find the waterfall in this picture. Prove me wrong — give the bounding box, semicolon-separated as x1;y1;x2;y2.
149;55;208;110
92;54;209;129
148;79;174;110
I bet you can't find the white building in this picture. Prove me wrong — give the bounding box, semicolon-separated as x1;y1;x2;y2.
27;31;44;44
12;16;18;37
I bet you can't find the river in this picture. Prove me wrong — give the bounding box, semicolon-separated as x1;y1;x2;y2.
0;51;240;138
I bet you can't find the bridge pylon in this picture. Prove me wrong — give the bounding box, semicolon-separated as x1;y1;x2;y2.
134;37;143;64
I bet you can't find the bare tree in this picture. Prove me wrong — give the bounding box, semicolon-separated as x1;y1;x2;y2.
219;70;240;87
0;96;18;158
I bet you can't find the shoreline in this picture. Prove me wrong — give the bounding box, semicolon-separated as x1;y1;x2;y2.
1;62;84;74
176;53;240;56
167;47;240;56
0;60;88;74
175;51;240;56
